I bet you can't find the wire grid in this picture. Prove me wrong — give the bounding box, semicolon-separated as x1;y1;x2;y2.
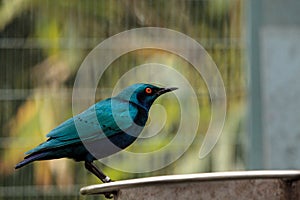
0;0;246;199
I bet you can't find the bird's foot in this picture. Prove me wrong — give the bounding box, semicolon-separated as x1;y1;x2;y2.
103;176;112;183
104;192;114;199
102;176;115;198
84;161;115;198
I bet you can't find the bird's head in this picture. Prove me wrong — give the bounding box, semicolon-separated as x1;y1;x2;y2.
115;83;177;110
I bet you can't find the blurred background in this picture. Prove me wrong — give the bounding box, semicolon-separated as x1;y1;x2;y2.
0;0;299;199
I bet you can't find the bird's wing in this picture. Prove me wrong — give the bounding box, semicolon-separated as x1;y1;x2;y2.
25;99;139;155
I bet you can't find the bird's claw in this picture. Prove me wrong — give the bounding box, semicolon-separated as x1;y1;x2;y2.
102;177;114;198
103;176;112;183
104;192;114;199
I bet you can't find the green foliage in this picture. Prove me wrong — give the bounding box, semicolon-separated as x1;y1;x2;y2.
0;0;246;199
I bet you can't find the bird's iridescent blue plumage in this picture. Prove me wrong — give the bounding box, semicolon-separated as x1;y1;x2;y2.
15;83;176;169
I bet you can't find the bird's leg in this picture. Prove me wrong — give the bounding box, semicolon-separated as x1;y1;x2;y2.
84;161;114;199
84;161;111;183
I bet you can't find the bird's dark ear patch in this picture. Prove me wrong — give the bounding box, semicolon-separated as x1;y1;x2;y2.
136;91;143;103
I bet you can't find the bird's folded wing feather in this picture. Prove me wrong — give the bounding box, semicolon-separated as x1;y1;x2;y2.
25;99;138;154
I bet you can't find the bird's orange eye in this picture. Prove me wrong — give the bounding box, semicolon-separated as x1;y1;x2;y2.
145;87;152;94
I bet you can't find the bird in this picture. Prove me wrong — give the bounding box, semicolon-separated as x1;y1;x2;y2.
15;83;177;183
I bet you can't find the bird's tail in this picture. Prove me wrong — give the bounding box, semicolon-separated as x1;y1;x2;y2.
15;152;49;169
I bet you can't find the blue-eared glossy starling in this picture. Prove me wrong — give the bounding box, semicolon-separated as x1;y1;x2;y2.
15;83;177;183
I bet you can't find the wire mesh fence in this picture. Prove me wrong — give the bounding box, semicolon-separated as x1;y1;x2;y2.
0;0;246;199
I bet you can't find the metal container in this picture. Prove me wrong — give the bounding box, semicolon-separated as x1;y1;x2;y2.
81;170;300;199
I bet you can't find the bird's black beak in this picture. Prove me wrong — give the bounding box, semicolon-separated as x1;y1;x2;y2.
156;87;178;96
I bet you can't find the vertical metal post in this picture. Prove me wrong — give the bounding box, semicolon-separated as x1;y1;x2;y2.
246;0;264;169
